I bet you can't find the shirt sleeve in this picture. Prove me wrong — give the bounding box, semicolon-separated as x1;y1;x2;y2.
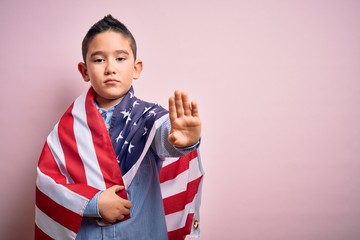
83;191;102;218
151;117;200;159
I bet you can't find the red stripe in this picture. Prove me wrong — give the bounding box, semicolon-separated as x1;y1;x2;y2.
167;213;194;240
38;143;99;199
58;103;87;183
160;150;198;183
36;187;82;233
163;176;202;215
84;89;127;196
84;89;130;220
38;143;68;184
35;224;54;240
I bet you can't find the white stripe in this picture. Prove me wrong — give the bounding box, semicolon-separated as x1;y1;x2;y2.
165;166;204;236
123;114;169;188
35;206;77;240
164;193;198;232
36;167;89;215
162;156;180;167
47;122;74;184
160;157;202;198
72;93;106;190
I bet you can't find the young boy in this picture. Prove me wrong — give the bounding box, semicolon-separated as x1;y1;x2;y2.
35;15;203;240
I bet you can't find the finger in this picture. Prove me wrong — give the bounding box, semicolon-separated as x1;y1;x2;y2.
111;185;125;193
191;101;200;117
182;92;191;116
122;208;130;215
168;132;179;146
168;96;176;123
122;199;133;209
174;90;184;118
107;218;117;223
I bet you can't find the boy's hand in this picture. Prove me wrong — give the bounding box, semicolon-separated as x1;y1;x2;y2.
98;185;132;223
168;90;202;148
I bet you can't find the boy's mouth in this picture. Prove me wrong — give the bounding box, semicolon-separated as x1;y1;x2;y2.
104;79;119;84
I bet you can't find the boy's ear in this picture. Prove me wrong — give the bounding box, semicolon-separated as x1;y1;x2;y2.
133;59;143;80
78;62;90;82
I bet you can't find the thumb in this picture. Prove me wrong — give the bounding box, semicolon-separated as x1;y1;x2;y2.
109;185;125;193
168;132;178;146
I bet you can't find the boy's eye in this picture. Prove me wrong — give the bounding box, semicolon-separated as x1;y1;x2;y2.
93;58;105;63
116;57;126;61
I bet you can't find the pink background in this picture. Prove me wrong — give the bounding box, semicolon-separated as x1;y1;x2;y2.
1;0;360;239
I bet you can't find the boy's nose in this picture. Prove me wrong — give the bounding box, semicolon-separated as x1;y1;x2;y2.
105;60;116;75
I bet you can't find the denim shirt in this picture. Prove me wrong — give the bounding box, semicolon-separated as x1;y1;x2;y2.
75;103;199;240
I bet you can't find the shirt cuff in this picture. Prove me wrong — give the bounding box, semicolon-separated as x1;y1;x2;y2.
83;191;102;218
174;138;201;152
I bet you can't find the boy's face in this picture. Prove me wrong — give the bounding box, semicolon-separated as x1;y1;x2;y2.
78;31;142;109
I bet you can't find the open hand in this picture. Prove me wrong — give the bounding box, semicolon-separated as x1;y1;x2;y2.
168;90;201;148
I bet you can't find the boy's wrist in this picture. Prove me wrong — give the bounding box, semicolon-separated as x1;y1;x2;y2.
174;138;201;151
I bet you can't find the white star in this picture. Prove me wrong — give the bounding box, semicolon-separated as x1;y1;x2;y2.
143;106;151;114
143;126;148;136
148;109;156;117
128;143;135;153
122;141;129;149
125;114;132;124
130;91;134;98
133;122;137;126
132;100;139;108
116;131;123;142
121;110;130;119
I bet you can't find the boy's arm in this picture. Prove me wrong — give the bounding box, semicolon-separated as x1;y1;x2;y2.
152;90;201;158
83;191;102;218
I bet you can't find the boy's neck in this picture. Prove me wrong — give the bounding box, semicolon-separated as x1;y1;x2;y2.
95;96;123;110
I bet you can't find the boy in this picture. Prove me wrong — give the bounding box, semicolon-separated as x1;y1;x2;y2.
35;15;203;240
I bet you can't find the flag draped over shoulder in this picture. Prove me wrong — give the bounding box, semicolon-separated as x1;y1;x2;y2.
35;87;204;240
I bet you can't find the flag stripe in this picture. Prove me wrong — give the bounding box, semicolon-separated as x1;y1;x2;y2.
165;194;197;231
163;177;202;215
46;123;73;184
37;143;98;203
36;167;95;213
160;156;202;199
72;92;106;190
35;206;77;240
167;213;194;240
84;89;125;189
35;224;54;240
38;143;69;185
58;103;87;184
160;150;198;182
161;157;180;168
36;187;81;232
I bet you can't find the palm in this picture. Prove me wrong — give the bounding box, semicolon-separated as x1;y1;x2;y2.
168;91;201;148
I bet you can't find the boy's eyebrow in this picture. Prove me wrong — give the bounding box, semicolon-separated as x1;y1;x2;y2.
89;50;130;58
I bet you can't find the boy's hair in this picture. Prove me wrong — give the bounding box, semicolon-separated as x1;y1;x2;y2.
81;14;137;62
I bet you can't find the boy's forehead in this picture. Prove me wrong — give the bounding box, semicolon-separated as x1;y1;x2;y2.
87;31;132;54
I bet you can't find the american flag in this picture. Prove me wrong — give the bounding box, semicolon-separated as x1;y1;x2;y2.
35;87;204;239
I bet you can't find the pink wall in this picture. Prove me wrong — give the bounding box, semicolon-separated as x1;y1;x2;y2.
1;0;360;239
